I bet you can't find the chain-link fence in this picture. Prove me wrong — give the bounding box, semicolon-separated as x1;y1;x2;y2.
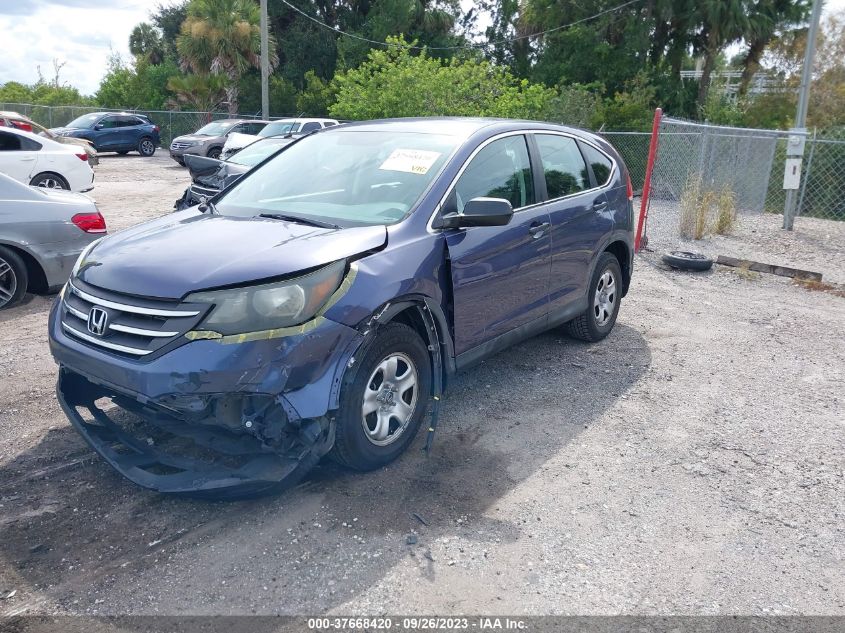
0;103;281;145
602;117;845;252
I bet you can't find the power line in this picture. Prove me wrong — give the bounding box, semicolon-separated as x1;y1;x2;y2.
278;0;645;52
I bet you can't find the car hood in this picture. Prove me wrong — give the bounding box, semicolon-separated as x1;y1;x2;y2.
77;210;387;299
50;127;84;135
224;132;257;149
174;134;214;144
183;153;249;188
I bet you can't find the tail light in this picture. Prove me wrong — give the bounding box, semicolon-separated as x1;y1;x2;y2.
626;172;634;201
12;120;34;132
75;152;88;161
153;125;160;133
72;212;107;234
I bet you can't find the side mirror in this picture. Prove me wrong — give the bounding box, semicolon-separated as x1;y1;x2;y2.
440;197;513;229
94;123;104;130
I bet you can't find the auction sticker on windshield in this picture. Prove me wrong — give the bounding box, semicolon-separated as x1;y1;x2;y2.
379;149;441;175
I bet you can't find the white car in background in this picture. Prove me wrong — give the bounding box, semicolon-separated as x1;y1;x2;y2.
221;117;339;159
0;126;94;192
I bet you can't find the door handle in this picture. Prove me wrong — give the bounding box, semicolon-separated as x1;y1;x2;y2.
592;199;608;211
20;157;36;161
528;222;550;238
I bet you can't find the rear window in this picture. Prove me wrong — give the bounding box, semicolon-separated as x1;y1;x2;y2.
580;143;614;186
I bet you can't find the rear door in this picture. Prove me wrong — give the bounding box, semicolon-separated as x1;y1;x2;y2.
443;134;552;355
0;131;40;183
531;132;613;314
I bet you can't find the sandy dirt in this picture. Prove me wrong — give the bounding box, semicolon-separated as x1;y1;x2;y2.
0;154;843;617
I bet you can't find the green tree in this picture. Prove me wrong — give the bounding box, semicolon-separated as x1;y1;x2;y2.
329;37;556;120
296;70;338;116
177;0;276;114
130;22;165;64
167;73;227;112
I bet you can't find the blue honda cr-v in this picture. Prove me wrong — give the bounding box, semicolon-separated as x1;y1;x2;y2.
51;112;161;157
48;118;635;498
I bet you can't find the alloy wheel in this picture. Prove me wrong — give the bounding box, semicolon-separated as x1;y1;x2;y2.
361;352;419;446
594;269;617;327
0;257;17;308
140;140;155;155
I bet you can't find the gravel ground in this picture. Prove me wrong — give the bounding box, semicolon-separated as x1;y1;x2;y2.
0;155;843;617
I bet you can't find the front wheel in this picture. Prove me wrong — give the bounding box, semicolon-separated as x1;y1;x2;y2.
330;322;431;471
206;146;222;160
138;138;156;157
566;252;623;342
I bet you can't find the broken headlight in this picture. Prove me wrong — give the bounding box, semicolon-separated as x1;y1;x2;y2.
186;260;345;335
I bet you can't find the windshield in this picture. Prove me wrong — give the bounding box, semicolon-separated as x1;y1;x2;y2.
258;120;297;137
195;120;238;136
65;113;101;129
228;138;293;167
216;130;459;227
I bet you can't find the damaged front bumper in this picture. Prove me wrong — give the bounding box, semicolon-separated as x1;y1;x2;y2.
49;302;363;496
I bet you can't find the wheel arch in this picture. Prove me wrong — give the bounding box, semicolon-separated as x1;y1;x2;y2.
0;241;48;293
30;171;70;190
603;239;632;296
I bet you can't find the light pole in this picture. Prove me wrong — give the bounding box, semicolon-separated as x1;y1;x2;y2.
783;0;823;230
260;0;270;120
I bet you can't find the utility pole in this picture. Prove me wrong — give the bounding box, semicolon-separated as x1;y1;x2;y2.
260;0;270;120
783;0;823;230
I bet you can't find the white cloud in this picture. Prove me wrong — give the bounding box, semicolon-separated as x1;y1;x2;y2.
0;0;177;97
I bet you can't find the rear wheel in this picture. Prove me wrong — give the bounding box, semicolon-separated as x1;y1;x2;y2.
0;246;28;310
566;252;622;342
30;172;69;190
330;322;431;471
138;137;156;157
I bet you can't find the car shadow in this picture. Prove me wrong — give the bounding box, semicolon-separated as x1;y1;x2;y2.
0;324;650;614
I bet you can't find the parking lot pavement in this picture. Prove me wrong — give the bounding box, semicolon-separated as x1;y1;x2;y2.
0;155;843;616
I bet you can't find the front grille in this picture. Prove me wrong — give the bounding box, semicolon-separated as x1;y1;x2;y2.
170;142;192;151
60;279;207;358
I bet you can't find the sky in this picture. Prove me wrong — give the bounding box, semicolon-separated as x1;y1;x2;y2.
1;0;844;97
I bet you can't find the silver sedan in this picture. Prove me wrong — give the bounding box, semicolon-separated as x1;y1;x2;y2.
0;172;106;309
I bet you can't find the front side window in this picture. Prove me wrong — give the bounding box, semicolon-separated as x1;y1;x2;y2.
98;117;120;129
535;134;589;199
300;122;321;133
580;143;614;186
217;130;459;227
453;135;534;212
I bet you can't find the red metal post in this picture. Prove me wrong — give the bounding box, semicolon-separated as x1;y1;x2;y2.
634;107;663;252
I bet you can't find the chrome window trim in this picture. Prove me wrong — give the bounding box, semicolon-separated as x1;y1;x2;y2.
68;281;200;318
109;323;180;338
427;129;618;233
61;323;152;356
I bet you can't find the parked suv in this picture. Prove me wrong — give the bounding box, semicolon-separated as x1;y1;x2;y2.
170;118;269;165
51;112;161;157
48;118;634;498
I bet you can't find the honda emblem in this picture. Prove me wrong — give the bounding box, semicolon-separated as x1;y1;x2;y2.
87;306;109;336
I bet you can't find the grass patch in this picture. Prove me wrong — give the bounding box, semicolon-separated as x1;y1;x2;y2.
678;175;738;240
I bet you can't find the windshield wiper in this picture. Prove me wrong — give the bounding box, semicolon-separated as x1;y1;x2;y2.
198;199;218;214
258;213;341;229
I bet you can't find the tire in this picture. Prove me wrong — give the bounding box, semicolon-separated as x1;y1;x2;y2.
0;246;28;310
137;137;156;157
330;322;432;471
206;146;222;160
662;251;713;272
567;252;623;342
117;150;129;155
29;172;69;190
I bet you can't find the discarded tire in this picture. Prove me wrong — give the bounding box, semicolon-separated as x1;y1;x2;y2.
662;251;713;272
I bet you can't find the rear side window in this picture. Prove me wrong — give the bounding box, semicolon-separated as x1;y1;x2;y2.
454;135;535;210
581;143;614;186
534;134;589;199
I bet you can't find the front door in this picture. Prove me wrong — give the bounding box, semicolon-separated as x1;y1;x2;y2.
443;134;552;355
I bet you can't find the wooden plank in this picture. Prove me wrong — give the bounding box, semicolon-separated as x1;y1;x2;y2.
716;255;823;282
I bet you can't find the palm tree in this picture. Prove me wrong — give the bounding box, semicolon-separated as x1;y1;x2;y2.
694;0;748;105
166;73;227;114
176;0;277;115
738;0;810;97
130;22;164;64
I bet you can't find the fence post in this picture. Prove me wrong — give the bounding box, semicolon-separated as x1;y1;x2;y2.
795;127;816;219
634;107;663;252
